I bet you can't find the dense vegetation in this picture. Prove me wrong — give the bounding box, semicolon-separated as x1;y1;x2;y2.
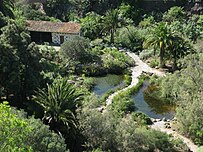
0;0;203;151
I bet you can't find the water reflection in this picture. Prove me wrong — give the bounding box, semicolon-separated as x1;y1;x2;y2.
93;74;125;96
132;81;175;119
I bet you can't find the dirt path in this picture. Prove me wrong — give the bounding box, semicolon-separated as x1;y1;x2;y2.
151;121;199;152
106;51;165;106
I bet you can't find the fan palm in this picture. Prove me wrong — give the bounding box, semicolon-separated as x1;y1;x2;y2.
33;78;83;132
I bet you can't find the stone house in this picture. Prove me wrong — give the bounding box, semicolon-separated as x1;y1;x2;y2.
26;20;81;45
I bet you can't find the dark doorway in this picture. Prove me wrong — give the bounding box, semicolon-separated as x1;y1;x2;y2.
60;36;64;44
30;31;52;44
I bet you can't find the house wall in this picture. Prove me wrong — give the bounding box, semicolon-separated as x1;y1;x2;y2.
51;33;79;45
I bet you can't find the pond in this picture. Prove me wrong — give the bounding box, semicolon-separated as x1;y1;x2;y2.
93;74;125;96
132;81;175;119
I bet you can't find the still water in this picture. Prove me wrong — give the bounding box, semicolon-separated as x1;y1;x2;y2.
132;81;175;119
93;75;175;119
93;74;125;96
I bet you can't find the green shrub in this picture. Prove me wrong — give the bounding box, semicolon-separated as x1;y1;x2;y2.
0;102;68;152
149;59;159;68
115;26;143;52
138;16;155;28
110;78;144;115
139;49;155;60
102;47;134;74
131;112;153;125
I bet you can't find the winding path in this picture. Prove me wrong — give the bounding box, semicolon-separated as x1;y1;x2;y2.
105;51;199;152
106;51;165;106
151;121;198;152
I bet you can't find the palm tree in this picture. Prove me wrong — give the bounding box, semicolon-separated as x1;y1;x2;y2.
169;36;194;71
102;9;121;43
0;0;14;18
143;22;173;68
33;78;83;133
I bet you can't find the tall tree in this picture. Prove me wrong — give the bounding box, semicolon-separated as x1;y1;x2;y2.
102;8;132;43
0;22;42;105
143;22;173;67
44;0;71;21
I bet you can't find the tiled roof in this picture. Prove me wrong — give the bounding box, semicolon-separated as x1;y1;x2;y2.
26;20;80;34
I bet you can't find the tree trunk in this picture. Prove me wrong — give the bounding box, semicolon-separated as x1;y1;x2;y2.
159;46;165;68
110;29;114;44
172;49;177;71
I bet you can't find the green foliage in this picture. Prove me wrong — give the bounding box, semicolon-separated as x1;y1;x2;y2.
163;6;186;22
139;49;155;60
150;54;203;145
110;78;144;115
61;39;134;76
196;15;203;30
0;102;33;151
143;22;173;67
26;117;68;152
44;0;70;21
0;12;8;28
149;58;159;68
0;22;43;103
79;108;185;151
139;16;155;28
116;122;178;152
143;21;194;69
0;0;14;18
78;108;117;151
102;8;132;43
131;112;153;125
81;12;102;40
197;146;203;152
33;77;83;131
0;102;68;152
61;36;93;64
102;47;134;74
115;26;143;52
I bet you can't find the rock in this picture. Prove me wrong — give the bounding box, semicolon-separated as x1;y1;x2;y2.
168;125;171;129
167;119;171;122
157;119;161;122
173;117;177;121
162;117;166;121
173;129;176;131
153;119;157;122
97;107;104;112
164;122;170;125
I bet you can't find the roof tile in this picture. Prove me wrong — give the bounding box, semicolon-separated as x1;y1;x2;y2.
26;20;80;34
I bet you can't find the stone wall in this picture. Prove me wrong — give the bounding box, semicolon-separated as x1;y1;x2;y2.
51;33;79;44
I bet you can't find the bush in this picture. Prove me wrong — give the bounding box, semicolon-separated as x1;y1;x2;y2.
0;102;68;152
79;104;187;152
138;16;155;28
61;36;93;64
131;112;153;125
149;58;159;68
139;49;155;60
110;78;144;115
102;47;134;74
116;118;185;152
114;26;143;52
